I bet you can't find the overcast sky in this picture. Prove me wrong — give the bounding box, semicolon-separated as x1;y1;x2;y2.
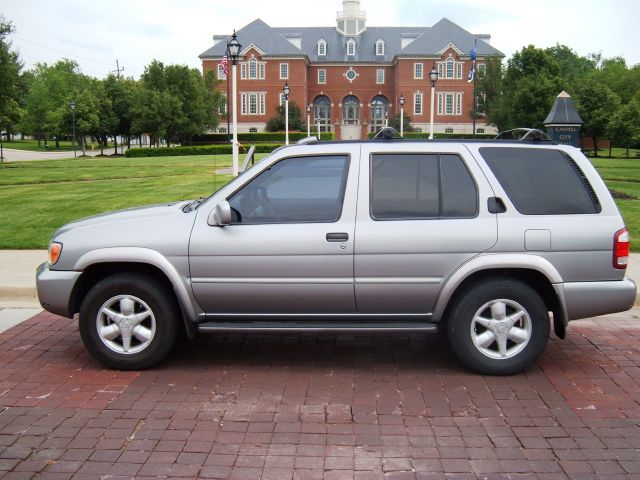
3;0;638;79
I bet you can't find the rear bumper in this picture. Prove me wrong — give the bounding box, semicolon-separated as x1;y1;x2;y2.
561;277;637;321
36;262;81;318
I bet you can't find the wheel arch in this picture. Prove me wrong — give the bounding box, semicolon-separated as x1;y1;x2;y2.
434;254;568;339
69;248;198;338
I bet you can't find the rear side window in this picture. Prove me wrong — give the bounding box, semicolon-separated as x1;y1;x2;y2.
479;147;601;215
371;153;477;220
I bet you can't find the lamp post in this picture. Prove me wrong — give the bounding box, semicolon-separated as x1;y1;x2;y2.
384;111;389;128
429;63;438;140
69;101;77;158
399;94;405;138
283;82;290;145
228;30;241;176
317;112;321;138
306;105;311;138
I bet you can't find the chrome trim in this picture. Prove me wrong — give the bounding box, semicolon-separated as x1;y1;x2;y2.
355;277;441;284
191;277;353;284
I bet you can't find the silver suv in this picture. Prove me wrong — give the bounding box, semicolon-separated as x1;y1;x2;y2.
36;139;637;374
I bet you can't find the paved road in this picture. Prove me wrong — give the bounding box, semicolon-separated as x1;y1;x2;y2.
0;146;129;162
0;309;638;478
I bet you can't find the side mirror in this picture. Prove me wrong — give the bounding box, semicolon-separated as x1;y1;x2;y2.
207;201;232;226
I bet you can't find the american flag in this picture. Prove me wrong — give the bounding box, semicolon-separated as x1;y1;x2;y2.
221;53;229;78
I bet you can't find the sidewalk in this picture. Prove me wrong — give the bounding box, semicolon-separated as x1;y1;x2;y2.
1;250;640;330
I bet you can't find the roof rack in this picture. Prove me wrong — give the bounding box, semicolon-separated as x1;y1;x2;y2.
494;128;552;142
371;126;400;140
296;136;319;145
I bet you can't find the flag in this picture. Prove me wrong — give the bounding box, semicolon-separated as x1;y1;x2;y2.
468;46;477;83
221;53;229;78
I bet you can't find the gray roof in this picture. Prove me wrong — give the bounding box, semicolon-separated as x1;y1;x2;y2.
544;91;584;125
199;17;503;62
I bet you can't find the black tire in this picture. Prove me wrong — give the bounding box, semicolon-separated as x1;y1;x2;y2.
79;273;180;370
446;278;550;375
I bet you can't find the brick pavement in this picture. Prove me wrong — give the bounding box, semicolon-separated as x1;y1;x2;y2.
0;310;638;479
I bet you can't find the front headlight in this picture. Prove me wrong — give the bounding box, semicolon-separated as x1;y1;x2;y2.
48;241;63;265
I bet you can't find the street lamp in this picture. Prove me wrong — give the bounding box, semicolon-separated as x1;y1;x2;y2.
316;112;321;138
228;30;242;176
384;111;389;128
429;63;438;140
282;82;290;145
399;94;405;138
69;101;77;158
306;105;311;138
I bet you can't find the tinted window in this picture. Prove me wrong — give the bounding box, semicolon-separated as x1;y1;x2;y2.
229;155;349;224
480;147;600;215
371;154;477;219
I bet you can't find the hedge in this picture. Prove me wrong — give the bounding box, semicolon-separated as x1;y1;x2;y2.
125;144;283;158
190;131;335;144
367;132;496;139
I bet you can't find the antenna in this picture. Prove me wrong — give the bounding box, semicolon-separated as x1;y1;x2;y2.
112;59;125;78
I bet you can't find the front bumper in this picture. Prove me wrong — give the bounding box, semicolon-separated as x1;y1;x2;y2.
562;277;637;321
36;262;82;318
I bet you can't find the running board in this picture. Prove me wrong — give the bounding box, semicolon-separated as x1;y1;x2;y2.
197;321;439;334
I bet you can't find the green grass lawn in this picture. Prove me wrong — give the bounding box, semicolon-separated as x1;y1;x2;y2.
2;139;115;152
2;149;640;250
0;154;264;248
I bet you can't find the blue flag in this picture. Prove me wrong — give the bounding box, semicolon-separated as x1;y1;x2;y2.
468;46;478;83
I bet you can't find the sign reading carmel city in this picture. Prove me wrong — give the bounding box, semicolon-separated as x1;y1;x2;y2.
543;91;583;148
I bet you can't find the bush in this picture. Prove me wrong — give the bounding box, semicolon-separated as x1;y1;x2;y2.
367;131;496;139
125;144;283;158
190;131;335;144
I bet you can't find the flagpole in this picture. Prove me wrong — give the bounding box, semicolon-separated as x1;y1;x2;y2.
472;39;477;139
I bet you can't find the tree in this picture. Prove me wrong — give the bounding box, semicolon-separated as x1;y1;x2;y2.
0;16;23;140
388;112;414;133
493;46;562;131
606;96;640;157
575;78;621;157
104;74;136;154
266;101;303;132
545;44;596;92
131;87;181;147
477;56;505;129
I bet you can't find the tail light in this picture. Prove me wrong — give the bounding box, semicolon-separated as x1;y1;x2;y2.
613;228;630;270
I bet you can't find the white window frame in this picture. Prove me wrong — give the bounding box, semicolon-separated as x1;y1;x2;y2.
376;69;384;84
217;64;227;80
318;39;327;56
347;39;356;56
437;92;463;115
240;92;266;115
438;62;444;79
414;92;423;115
318;69;326;84
414;63;423;79
241;58;266;80
456;63;462;79
280;63;289;80
375;39;385;56
219;93;227;115
446;58;455;79
477;63;486;78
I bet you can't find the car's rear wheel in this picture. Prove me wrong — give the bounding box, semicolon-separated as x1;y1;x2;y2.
79;273;179;370
446;279;550;375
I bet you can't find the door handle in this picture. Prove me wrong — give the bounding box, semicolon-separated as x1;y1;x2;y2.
326;232;349;242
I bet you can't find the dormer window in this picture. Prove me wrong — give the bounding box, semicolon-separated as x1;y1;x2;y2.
318;39;327;56
347;38;356;56
375;39;385;56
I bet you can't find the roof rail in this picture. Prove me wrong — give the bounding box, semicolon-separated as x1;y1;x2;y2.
371;126;400;140
296;136;319;145
494;128;552;142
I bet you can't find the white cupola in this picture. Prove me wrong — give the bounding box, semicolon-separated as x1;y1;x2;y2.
337;0;366;36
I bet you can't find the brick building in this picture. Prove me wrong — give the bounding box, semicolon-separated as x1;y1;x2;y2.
199;0;503;140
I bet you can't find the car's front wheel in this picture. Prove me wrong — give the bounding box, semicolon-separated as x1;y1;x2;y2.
446;279;550;375
79;273;179;370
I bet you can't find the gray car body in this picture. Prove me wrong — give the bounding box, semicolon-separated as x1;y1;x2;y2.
36;140;637;337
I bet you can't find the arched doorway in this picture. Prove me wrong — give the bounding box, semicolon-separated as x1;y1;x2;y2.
370;95;389;133
342;95;360;125
313;95;331;133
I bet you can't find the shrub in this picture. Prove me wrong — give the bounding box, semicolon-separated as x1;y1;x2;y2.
125;144;283;158
190;131;335;144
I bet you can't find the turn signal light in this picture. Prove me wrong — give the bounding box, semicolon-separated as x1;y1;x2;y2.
49;242;63;265
613;228;630;270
